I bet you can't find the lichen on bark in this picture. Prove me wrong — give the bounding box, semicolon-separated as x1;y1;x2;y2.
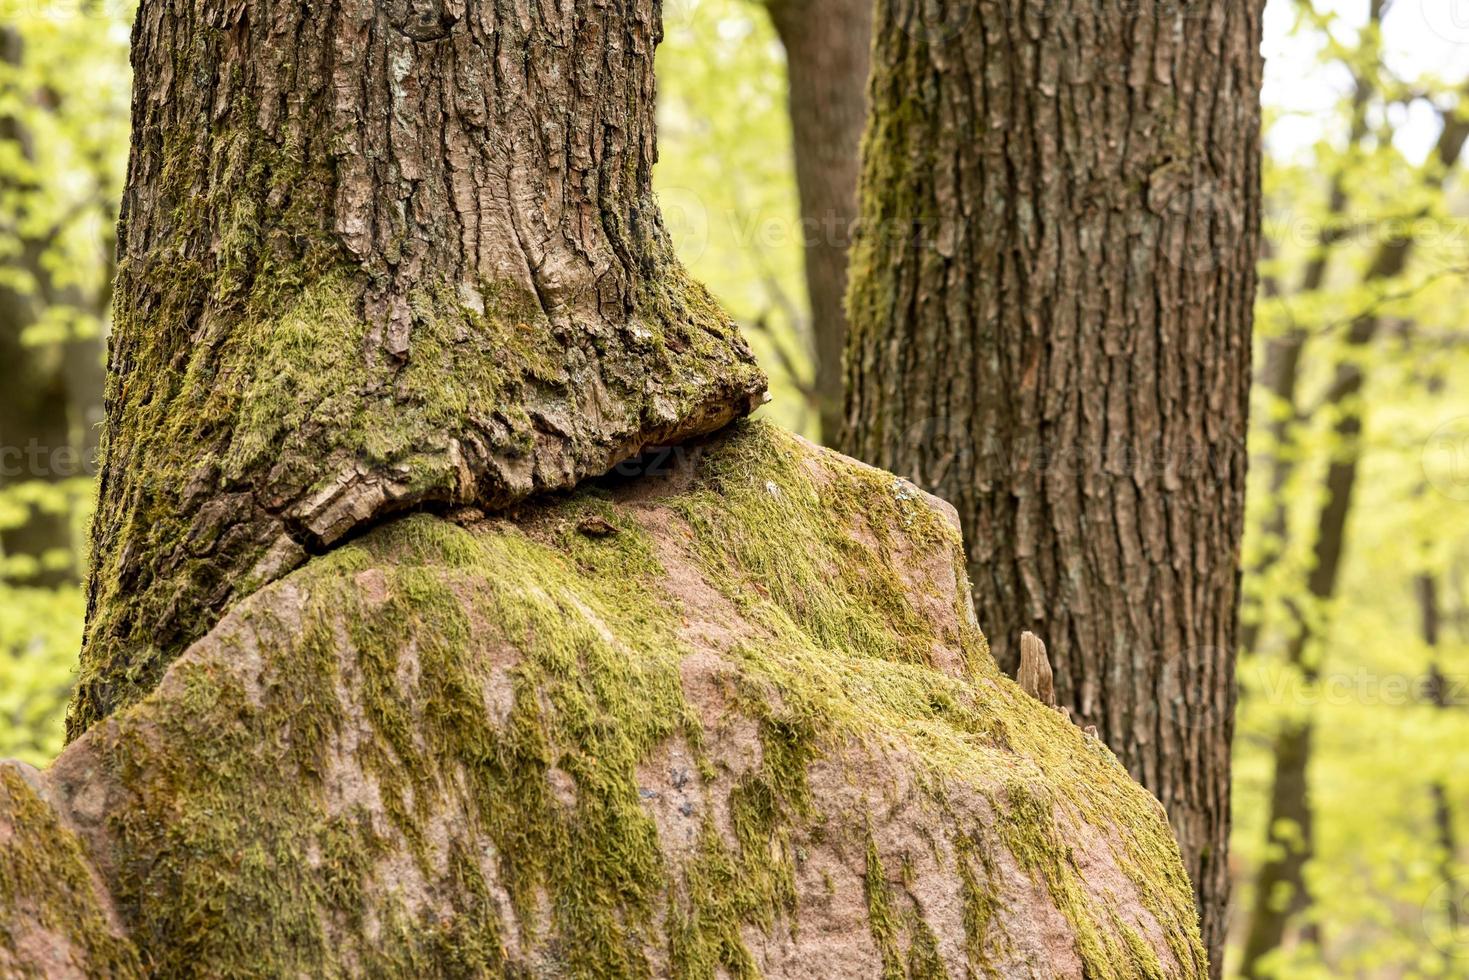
72;0;768;737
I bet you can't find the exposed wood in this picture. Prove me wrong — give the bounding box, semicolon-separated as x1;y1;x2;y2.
1016;630;1055;708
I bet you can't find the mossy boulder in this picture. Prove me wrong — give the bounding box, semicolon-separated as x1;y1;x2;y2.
10;422;1205;977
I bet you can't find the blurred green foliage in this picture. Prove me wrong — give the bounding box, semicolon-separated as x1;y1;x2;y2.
1;0;1468;975
655;0;817;435
1233;2;1469;975
0;1;129;763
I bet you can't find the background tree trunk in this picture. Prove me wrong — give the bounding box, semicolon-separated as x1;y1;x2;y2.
841;2;1265;970
0;26;78;589
1238;98;1469;976
0;307;75;589
764;0;871;444
71;0;765;738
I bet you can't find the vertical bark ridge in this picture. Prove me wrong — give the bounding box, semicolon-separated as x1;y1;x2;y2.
842;2;1265;969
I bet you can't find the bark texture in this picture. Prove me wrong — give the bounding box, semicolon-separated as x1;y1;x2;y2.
9;422;1208;978
841;2;1265;968
764;0;871;443
72;0;767;737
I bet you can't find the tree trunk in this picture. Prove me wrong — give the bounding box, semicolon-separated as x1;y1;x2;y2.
0;27;77;589
1238;100;1469;976
70;0;767;739
1237;39;1375;658
1419;573;1461;933
764;0;871;444
841;2;1265;970
0;302;75;589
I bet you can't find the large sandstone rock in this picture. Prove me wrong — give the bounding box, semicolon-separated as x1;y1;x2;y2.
5;422;1206;977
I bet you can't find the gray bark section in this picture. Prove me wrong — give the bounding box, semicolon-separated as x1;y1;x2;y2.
841;2;1265;970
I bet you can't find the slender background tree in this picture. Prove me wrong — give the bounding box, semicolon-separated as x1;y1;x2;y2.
762;0;871;442
1237;3;1469;972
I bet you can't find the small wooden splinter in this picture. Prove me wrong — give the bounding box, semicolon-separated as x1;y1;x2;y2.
1016;631;1056;708
1016;633;1110;747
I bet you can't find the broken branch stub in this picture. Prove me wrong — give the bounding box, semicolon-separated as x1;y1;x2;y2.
69;0;768;739
1017;630;1057;708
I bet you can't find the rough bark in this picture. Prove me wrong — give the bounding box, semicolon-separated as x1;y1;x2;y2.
70;0;768;738
764;0;871;443
8;422;1208;978
841;2;1265;968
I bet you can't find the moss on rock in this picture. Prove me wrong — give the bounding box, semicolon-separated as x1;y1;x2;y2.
31;421;1205;977
0;765;144;978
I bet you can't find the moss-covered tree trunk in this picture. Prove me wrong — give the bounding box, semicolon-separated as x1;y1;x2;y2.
71;0;767;737
764;0;871;443
841;2;1265;969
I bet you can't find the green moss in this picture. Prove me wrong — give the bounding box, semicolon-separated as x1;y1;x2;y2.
73;74;766;740
863;835;907;980
667;423;1206;977
68;421;1202;977
954;831;1001;971
0;767;145;978
673;424;956;671
904;914;950;980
